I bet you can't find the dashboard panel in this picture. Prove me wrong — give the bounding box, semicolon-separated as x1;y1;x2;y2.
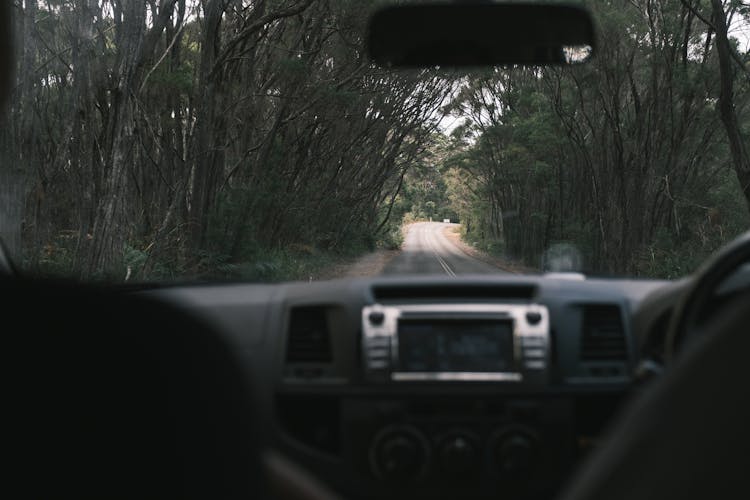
143;274;673;500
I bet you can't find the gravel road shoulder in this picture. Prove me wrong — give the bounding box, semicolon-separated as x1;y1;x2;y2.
317;248;399;279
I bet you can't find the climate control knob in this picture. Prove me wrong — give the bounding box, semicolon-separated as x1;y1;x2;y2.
439;434;477;476
493;430;536;475
370;426;429;481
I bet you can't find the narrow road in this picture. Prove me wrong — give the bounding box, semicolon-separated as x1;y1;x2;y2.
381;222;504;276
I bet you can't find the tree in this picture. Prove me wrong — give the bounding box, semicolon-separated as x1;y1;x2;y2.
440;0;748;276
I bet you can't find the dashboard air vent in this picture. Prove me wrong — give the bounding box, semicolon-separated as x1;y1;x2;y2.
286;306;332;363
580;305;627;362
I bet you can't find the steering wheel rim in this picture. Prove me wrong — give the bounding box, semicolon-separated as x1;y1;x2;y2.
664;229;750;362
560;289;750;500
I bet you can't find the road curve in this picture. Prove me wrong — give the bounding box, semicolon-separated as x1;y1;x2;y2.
381;222;504;276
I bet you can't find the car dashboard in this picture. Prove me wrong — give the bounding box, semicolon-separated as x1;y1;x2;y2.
142;274;677;500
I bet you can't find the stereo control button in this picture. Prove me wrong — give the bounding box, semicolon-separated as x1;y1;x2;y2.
525;311;542;325
368;311;385;325
367;337;389;347
524;360;545;370
521;336;545;346
524;349;545;358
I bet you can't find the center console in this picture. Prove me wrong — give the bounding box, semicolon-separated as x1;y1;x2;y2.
345;302;573;498
274;281;635;499
362;303;550;385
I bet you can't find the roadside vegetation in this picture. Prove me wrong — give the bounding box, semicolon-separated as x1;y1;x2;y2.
1;0;449;282
2;0;750;281
436;0;750;278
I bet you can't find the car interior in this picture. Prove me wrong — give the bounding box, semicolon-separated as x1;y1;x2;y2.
5;2;750;500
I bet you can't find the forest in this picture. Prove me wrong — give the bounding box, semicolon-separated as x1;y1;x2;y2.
440;0;750;277
0;0;749;281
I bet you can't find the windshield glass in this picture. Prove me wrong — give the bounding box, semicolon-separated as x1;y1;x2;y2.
1;0;749;283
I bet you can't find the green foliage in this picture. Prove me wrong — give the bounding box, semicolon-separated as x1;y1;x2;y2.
377;225;404;250
123;243;149;274
396;134;459;224
189;246;358;283
437;0;750;278
11;0;750;283
7;0;451;282
148;63;194;95
27;233;77;279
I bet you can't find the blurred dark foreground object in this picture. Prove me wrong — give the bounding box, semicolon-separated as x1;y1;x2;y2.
4;278;265;499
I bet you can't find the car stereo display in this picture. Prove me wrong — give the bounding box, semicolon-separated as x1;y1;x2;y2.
397;319;514;373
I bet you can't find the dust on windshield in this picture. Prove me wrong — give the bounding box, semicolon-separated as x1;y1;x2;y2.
0;0;748;283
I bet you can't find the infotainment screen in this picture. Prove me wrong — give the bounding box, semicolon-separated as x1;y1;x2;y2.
397;319;514;372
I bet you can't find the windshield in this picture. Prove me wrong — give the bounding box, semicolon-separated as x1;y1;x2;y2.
1;0;749;283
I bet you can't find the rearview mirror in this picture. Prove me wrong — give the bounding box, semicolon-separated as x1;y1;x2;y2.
367;3;595;68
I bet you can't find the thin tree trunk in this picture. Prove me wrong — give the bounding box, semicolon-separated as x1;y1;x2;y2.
711;0;750;210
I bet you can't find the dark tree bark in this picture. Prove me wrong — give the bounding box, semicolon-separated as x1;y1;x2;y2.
710;0;750;210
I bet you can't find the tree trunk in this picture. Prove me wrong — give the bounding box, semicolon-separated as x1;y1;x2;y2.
188;0;223;254
711;0;750;210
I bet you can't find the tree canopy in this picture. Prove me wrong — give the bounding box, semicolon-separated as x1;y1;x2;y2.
1;0;749;281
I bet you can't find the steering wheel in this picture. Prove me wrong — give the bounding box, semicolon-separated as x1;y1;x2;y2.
561;233;750;500
664;230;750;362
